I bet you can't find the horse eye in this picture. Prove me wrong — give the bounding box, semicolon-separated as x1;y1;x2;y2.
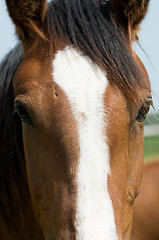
14;103;32;123
136;100;152;122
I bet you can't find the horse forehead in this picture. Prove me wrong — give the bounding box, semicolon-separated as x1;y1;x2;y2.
13;55;53;94
52;47;108;98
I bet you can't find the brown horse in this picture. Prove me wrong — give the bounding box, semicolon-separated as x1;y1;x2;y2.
131;159;159;240
0;0;152;239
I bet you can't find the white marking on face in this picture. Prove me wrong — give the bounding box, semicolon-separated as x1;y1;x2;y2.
52;47;118;240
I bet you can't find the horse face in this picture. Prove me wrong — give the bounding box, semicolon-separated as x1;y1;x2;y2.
7;0;151;239
13;41;151;239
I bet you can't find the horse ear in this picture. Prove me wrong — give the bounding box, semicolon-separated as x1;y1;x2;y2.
6;0;48;41
110;0;150;40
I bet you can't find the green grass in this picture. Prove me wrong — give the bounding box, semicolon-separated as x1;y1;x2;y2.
144;135;159;162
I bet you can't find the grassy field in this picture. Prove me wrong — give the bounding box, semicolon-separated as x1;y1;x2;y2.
144;135;159;162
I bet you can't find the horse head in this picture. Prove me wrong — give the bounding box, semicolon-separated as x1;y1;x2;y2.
6;0;151;239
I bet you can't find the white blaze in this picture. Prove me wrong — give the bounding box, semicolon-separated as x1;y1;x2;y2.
52;47;118;240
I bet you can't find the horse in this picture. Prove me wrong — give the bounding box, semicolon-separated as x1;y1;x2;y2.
131;159;159;240
0;0;152;239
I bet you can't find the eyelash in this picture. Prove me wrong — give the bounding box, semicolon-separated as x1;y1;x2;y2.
136;99;153;122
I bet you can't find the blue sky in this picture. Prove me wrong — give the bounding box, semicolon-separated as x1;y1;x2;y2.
0;0;159;111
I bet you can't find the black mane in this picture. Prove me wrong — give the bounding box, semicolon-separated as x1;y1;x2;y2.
0;44;24;203
0;44;27;230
